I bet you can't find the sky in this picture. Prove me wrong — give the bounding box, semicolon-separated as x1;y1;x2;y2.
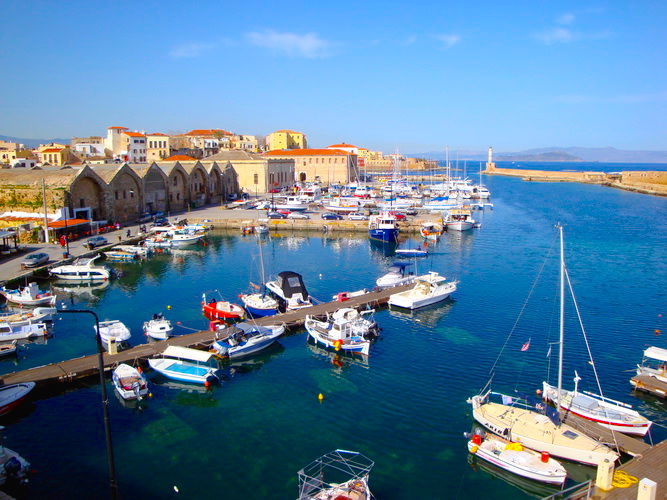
1;0;666;154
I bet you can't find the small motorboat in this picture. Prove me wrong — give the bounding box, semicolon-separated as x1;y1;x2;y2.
0;427;31;486
104;249;139;261
201;293;245;320
0;307;53;327
0;341;18;358
49;254;112;281
443;207;476;231
143;313;174;340
147;346;220;385
0;321;49;342
376;262;415;288
0;283;56;307
211;322;285;359
420;221;442;240
467;432;567;486
395;246;428;258
298;449;374;500
330;308;379;338
305;313;372;355
112;245;153;257
94;320;131;346
112;363;149;401
388;272;458;309
0;382;35;416
254;222;269;234
265;271;313;311
240;290;279;318
634;346;667;384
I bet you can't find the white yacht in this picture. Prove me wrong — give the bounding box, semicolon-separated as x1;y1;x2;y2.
49;254;112;281
388;272;457;309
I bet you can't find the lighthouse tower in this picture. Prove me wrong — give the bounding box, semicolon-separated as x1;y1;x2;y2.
485;146;495;171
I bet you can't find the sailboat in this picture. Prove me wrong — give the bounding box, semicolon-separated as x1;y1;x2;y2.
468;226;620;466
240;238;279;317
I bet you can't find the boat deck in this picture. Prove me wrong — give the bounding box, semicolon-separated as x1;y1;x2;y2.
0;283;411;388
630;374;667;398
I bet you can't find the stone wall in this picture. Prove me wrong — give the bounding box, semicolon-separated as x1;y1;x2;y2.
621;171;667;186
0;186;66;212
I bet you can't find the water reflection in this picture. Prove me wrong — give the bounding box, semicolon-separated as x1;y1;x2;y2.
306;341;370;371
52;279;111;303
388;300;455;328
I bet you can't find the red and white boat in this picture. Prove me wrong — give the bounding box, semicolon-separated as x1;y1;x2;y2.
0;382;35;416
202;293;245;320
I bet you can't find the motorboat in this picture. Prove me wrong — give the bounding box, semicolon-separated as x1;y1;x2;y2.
49;254;112;281
265;271;313;311
330;307;379;338
443;207;476;231
144;230;204;248
422;196;459;212
0;427;31;486
388;272;457;309
211;322;285;359
467;431;567;486
94;320;131;345
0;306;53;327
376;262;415;288
147;346;220;385
274;195;308;212
111;245;152;257
104;249;138;261
297;449;374;500
323;197;361;213
634;346;667;384
395;246;428;258
0;321;49;342
305;312;372;355
0;282;56;307
143;313;174;340
0;382;35;416
202;293;245;320
0;341;18;358
112;363;149;401
420;222;442;240
368;211;399;242
254;222;269;235
240;289;279;317
542;372;652;436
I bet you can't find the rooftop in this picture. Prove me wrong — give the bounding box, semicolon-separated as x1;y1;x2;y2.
264;148;350;157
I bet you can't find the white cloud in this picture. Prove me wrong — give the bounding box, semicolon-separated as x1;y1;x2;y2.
245;30;332;58
432;34;461;50
169;42;217;58
534;27;575;44
556;13;575;25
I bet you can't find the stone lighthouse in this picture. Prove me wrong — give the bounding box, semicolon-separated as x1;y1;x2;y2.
485;146;495;171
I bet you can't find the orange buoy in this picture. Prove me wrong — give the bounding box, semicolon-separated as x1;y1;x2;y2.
541;451;550;463
472;434;482;445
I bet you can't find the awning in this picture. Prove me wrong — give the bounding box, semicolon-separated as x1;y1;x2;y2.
161;346;214;363
0;230;16;238
48;218;91;228
644;347;667;363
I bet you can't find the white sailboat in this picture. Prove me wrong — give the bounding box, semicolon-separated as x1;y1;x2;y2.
468;226;620;466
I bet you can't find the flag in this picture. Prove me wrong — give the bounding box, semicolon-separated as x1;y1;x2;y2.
521;339;531;352
546;346;552;358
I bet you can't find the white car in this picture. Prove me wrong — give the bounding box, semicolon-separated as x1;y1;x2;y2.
348;212;369;221
287;212;310;220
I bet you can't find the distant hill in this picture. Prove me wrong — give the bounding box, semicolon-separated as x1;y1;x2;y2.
496;152;583;162
0;134;70;148
410;146;667;163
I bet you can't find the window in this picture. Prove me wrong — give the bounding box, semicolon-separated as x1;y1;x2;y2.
79;198;85;208
177;193;180;200
173;177;177;186
123;191;127;199
130;191;134;198
115;191;119;200
254;173;258;184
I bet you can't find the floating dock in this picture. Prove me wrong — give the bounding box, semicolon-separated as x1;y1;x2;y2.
630;374;667;398
0;283;412;388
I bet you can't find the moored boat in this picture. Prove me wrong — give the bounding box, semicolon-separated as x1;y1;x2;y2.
298;449;374;500
0;341;18;358
112;363;149;401
211;322;284;359
420;221;442;239
0;282;56;307
49;254;112;281
443;207;476;231
143;313;174;340
305;311;372;355
0;321;49;342
634;346;667;384
94;320;131;346
388;272;457;309
376;262;415;288
147;346;220;385
0;382;35;416
0;307;53;327
202;293;245;320
265;271;312;311
0;427;31;485
368;211;399;242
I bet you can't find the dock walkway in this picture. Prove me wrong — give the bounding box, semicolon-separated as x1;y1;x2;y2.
560;412;651;457
0;283;412;388
630;374;667;398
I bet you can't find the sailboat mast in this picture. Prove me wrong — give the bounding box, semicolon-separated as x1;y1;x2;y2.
258;238;267;292
557;224;565;410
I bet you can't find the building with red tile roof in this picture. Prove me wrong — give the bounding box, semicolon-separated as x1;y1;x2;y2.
264;148;357;184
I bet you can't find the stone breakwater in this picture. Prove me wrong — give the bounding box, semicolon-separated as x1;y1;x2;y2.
485;166;667;197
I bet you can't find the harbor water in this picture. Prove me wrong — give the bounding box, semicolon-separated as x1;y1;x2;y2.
1;171;666;499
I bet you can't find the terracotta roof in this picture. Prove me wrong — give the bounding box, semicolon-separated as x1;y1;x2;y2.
123;132;145;138
164;155;198;162
41;148;64;153
147;133;168;136
108;126;128;130
328;143;357;148
48;218;91;228
274;130;303;134
184;129;233;137
264;149;350;157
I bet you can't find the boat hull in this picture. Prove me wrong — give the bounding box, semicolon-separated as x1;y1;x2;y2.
0;382;35;416
445;221;473;231
147;358;217;385
368;228;399;242
202;302;245;320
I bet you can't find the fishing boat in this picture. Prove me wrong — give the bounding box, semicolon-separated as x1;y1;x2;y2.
104;249;138;261
0;282;56;307
274;195;308;212
112;363;149;401
94;320;131;345
111;245;152;257
0;341;18;358
634;346;667;384
395;246;428;258
305;312;372;355
542;372;652;436
147;346;220;385
368;211;399;242
143;313;174;340
0;382;35;416
265;271;313;311
443;207;476;231
0;427;31;485
468;226;620;466
297;449;374;500
467;431;567;485
330;307;379;338
0;307;53;327
376;262;415;288
49;254;112;281
420;222;442;240
388;272;457;309
240;237;279;317
0;321;49;342
254;222;269;235
211;322;284;358
202;293;245;320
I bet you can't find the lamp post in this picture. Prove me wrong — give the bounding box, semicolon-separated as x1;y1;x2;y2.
49;308;119;499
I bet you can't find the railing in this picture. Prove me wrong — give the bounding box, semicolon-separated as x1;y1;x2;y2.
541;480;593;500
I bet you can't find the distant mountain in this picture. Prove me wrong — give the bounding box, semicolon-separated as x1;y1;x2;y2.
0;134;70;148
409;147;667;163
496;152;583;162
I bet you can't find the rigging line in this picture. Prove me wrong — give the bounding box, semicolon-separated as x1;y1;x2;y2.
487;232;559;377
564;266;620;453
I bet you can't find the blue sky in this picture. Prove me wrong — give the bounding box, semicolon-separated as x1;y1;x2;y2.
1;1;665;153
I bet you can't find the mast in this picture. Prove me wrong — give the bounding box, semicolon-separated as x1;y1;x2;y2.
557;224;565;412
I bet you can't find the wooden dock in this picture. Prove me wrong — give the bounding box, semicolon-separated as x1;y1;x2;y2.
0;283;412;388
631;374;667;398
591;439;667;499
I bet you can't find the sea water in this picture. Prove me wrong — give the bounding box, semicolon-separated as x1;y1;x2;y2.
1;170;666;499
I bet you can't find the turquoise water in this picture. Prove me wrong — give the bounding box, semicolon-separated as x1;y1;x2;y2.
1;174;666;499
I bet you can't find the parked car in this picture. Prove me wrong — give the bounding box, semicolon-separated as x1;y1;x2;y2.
267;212;287;219
85;236;109;249
403;208;418;216
268;188;280;193
389;212;407;221
347;212;368;221
21;252;49;268
287;212;310;220
277;209;292;215
321;212;343;220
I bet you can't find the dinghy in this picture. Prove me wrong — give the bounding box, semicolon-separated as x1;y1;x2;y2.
143;313;174;340
148;346;220;386
112;363;149;401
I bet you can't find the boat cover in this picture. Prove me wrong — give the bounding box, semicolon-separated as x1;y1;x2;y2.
162;346;214;363
644;346;667;363
275;271;308;299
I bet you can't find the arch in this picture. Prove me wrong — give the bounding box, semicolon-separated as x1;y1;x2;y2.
299;171;307;182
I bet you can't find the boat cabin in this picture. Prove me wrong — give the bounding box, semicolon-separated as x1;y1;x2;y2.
638;346;667;382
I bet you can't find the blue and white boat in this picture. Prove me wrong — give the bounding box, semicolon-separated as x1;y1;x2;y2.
240;238;279;317
147;346;220;385
368;211;399;242
305;311;372;355
211;322;285;359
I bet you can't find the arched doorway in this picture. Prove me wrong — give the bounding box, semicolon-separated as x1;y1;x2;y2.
299;172;307;182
